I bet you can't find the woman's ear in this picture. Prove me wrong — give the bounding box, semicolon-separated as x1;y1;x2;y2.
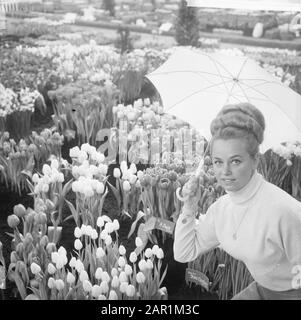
253;152;260;169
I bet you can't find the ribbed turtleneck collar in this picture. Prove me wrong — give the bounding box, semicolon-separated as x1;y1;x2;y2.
226;171;264;205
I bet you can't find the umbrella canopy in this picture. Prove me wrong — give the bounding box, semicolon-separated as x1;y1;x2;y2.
146;48;301;153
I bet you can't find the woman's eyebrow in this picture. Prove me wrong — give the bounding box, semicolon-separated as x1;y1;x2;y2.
213;155;243;159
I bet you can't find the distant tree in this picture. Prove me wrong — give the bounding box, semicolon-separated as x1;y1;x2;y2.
103;0;115;17
175;0;200;47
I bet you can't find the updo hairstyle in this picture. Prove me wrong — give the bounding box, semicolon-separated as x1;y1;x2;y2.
209;103;265;158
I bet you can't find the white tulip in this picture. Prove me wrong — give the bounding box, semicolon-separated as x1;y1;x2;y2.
30;262;41;275
67;272;76;285
79;270;89;282
55;279;65;291
105;235;112;246
97;216;105;228
58;246;67;257
119;282;128;294
113;168;121;178
32;173;39;184
85;225;93;237
124;264;133;276
48;277;55;289
98;294;107;300
145;248;153;259
100;229;108;240
119;271;127;283
122;180;131;192
118;257;126;268
51;159;59;170
135;237;143;248
136;272;146;284
69;257;76;268
75;259;85;273
137;170;144;180
152;245;159;255
83;280;92;292
111;268;118;277
111;276;120;288
96;247;106;259
70;146;80;158
74;239;83;250
91;229;98;240
112;219;120;231
126;285;135;297
95;267;103;280
92;285;102;298
129;252;137;263
146;259;154;270
138;259;147;272
108;290;118;300
156;248;164;259
118;245;126;255
74;227;82;238
100;281;109;294
42;164;51;176
47;263;56;275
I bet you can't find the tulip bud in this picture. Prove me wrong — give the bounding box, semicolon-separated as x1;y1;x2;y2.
10;251;19;263
101;271;111;283
13;204;27;218
151;245;159;255
58;246;67;257
95;267;103;280
105;235;112;246
108;290;118;300
7;214;20;228
112;219;120;231
25;211;35;224
48;277;55;289
40;235;49;248
91;229;98;240
98;294;107;300
16;242;24;257
34;212;47;225
75;259;85;273
146;259;153;269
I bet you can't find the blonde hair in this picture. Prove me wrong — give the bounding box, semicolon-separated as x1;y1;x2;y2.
209;103;265;158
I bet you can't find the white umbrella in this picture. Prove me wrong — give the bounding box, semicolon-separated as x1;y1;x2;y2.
146;47;301;154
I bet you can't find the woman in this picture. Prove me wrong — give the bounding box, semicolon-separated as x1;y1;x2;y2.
174;102;301;300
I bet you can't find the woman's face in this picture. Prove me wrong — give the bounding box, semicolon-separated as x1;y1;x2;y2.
211;138;258;192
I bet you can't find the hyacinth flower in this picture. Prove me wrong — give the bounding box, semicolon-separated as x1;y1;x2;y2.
67;143;109;228
20;220;167;300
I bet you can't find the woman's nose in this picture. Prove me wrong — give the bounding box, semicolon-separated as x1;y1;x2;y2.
222;163;232;175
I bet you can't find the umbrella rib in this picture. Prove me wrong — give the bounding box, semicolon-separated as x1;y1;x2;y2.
226;57;250;103
208;56;232;95
167;79;234;111
149;70;232;81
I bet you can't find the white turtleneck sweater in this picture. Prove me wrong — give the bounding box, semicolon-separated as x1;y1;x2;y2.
174;171;301;291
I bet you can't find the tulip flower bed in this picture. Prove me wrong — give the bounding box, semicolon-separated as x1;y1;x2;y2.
1;31;301;300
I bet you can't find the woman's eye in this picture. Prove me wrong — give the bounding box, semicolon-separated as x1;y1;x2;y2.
214;161;222;165
232;160;241;165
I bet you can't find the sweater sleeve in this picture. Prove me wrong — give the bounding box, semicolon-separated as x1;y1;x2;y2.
278;200;301;266
173;202;220;263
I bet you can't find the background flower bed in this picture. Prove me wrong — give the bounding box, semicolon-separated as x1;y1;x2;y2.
1;19;301;300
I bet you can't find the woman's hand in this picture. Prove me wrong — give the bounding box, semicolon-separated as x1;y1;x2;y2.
176;175;202;213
